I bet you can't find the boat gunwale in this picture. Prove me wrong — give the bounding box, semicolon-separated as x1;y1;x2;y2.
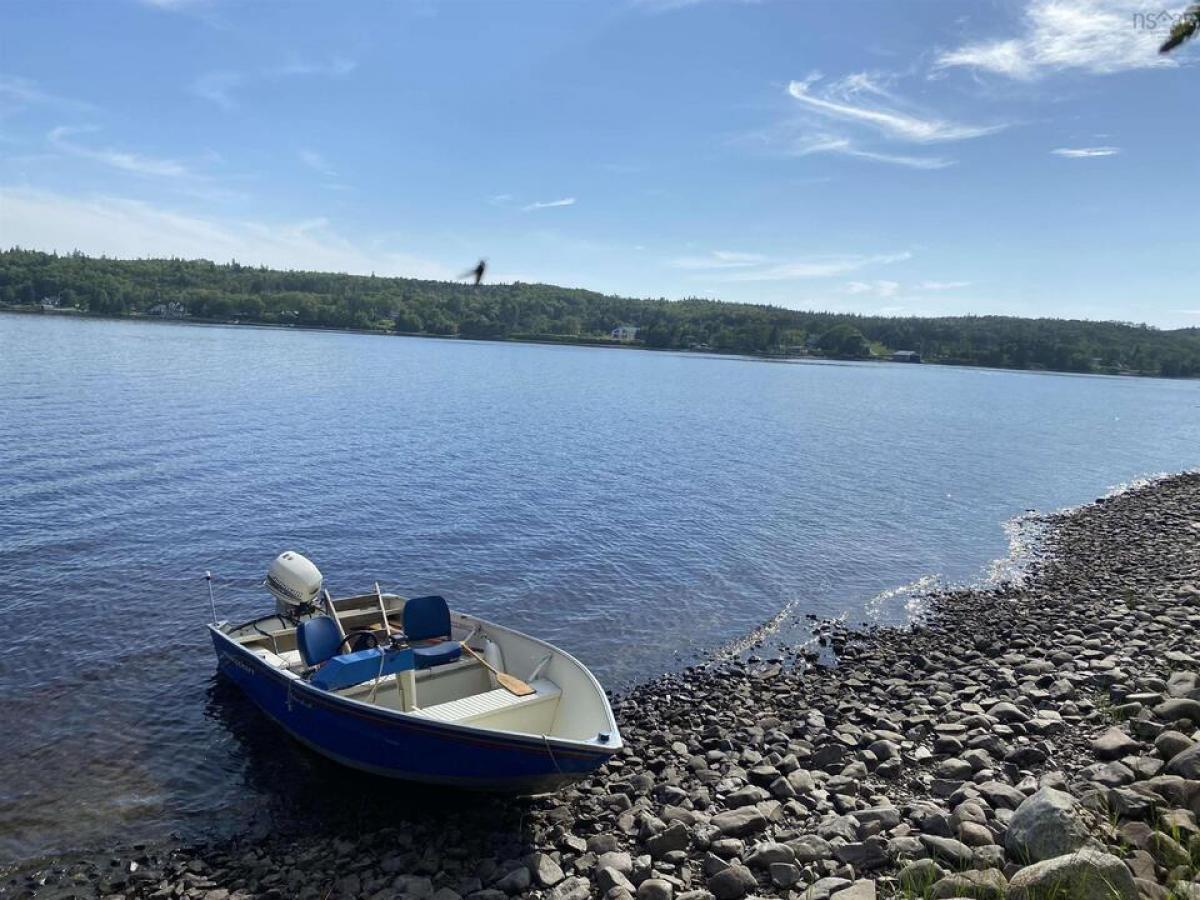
209;610;623;759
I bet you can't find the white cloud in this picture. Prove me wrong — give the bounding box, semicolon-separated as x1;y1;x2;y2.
298;148;337;176
792;134;955;169
918;280;972;290
674;250;911;283
522;197;576;211
1052;146;1120;157
48;126;195;178
0;185;455;280
488;193;513;205
846;279;900;297
786;77;1004;143
937;0;1175;80
670;250;768;270
266;58;357;78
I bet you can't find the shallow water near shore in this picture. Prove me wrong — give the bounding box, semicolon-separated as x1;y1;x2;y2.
1;313;1198;864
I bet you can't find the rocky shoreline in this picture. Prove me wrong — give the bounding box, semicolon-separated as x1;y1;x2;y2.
6;472;1200;899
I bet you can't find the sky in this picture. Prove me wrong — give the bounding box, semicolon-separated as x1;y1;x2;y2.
1;0;1197;327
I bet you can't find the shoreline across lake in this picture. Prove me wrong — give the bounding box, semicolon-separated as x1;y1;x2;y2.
7;472;1199;898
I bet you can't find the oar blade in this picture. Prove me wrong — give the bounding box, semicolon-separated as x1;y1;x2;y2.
497;672;535;696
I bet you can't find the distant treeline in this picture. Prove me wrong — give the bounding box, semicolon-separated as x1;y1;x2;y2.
3;248;1198;377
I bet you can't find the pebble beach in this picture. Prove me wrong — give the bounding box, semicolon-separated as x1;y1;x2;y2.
6;471;1200;900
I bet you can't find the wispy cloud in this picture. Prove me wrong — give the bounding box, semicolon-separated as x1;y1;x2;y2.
918;280;972;290
791;133;954;169
670;250;769;270
1052;145;1120;157
298;148;337;176
266;57;357;78
192;71;241;111
0;185;456;280
936;0;1175;80
0;74;97;114
631;0;759;13
48;126;194;178
846;279;900;298
671;249;911;282
786;76;1004;143
192;57;356;110
522;197;576;211
488;193;513;205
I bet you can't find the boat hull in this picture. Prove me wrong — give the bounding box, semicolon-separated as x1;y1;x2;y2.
209;628;615;792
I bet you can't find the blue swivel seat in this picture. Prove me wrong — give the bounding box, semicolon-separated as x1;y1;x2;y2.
296;615;342;668
403;595;462;669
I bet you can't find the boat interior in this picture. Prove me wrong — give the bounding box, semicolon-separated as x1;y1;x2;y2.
225;591;614;744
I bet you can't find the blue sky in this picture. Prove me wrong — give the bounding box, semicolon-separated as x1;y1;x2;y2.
1;0;1197;326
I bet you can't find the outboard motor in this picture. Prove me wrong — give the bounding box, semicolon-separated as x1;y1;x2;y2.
265;551;324;619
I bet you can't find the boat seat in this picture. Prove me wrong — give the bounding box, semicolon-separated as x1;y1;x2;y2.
297;615;342;667
403;596;462;670
411;679;560;725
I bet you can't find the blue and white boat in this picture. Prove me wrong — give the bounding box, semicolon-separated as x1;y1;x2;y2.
208;552;622;792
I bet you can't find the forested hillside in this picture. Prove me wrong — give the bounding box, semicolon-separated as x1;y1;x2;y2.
3;248;1198;377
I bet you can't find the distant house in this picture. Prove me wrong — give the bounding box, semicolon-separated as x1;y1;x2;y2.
611;324;638;342
891;350;921;363
148;301;188;319
39;296;61;311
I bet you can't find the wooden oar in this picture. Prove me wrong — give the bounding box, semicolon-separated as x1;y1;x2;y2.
460;642;535;696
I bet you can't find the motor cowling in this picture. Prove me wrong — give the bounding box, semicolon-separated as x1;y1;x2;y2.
266;551;323;615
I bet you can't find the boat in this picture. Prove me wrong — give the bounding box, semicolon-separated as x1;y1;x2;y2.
207;551;622;792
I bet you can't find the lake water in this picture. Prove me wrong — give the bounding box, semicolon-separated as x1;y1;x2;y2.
1;313;1197;864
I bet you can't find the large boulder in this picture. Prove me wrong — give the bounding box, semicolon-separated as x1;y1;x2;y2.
706;863;756;900
1007;848;1137;900
930;868;1007;900
1004;787;1091;863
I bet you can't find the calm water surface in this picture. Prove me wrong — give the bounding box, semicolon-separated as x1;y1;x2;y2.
1;314;1197;863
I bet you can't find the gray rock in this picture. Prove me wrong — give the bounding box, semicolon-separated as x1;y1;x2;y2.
1167;742;1200;779
919;834;975;869
1004;787;1091;863
1154;698;1200;725
493;866;531;894
597;852;632;876
1091;727;1140;760
548;877;592;900
1155;730;1194;760
1007;847;1137;900
710;807;767;838
930;868;1007;900
646;822;690;858
705;863;755;900
834;840;888;871
637;879;674;900
830;880;876;900
898;858;944;893
787;833;834;863
743;842;793;868
769;862;802;888
528;853;564;888
595;866;634;895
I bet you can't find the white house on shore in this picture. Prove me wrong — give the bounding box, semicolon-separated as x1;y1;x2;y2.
611;324;638;342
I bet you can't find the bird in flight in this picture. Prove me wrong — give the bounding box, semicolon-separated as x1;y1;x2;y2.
463;259;486;285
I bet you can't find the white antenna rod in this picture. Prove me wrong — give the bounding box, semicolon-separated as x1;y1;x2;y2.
205;571;218;624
